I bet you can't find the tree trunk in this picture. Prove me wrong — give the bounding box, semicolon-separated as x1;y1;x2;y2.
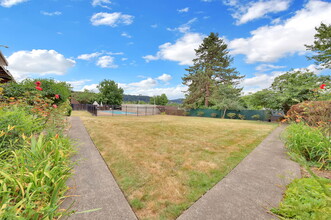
222;108;227;119
205;84;210;107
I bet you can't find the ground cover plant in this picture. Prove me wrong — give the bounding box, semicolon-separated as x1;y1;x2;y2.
0;80;74;218
74;111;277;219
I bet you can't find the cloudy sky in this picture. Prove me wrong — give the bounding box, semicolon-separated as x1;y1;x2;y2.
1;0;330;99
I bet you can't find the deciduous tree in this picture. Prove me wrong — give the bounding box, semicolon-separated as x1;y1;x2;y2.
97;79;124;105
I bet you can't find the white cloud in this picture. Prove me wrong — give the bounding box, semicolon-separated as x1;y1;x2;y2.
255;64;286;72
229;0;331;63
7;49;75;81
167;18;197;33
81;84;99;93
92;0;111;9
228;0;291;25
178;7;189;13
77;52;102;60
67;79;92;90
121;32;132;38
124;78;157;88
90;12;134;27
143;32;205;65
41;11;62;16
120;79;187;99
96;56;118;68
151;24;158;28
157;74;172;82
0;0;28;7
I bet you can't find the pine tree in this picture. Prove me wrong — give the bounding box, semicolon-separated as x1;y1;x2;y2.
182;32;243;108
306;23;331;69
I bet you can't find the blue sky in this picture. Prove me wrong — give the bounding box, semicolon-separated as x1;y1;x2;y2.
1;0;330;99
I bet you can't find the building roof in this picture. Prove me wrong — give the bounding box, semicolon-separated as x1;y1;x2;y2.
0;50;14;83
0;50;8;66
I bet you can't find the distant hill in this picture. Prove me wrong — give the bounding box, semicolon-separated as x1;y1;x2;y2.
123;94;151;103
169;98;183;104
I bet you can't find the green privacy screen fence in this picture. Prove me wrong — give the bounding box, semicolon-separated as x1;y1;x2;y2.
188;109;271;121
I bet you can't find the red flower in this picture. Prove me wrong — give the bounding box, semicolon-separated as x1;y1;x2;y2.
55;94;60;99
53;104;57;108
320;84;326;89
36;86;43;91
35;81;41;86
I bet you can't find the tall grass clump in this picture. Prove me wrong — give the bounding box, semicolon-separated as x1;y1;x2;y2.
0;134;74;219
282;123;331;169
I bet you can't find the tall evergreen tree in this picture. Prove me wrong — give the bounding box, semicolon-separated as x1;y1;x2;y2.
306;23;331;69
182;32;243;108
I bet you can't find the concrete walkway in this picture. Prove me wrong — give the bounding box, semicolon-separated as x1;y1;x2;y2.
177;125;301;220
61;116;137;220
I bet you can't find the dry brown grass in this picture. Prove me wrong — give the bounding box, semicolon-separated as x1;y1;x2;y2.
73;111;277;219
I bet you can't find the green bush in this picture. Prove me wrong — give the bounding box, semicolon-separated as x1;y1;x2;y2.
271;178;331;220
283;123;331;169
251;114;260;120
210;113;217;118
2;79;71;104
227;113;236;119
0;135;74;219
197;111;205;117
238;114;245;120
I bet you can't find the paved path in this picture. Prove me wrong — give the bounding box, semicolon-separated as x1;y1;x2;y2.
61;116;137;220
177;125;301;220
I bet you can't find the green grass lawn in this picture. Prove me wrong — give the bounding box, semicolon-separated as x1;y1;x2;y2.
73;111;277;219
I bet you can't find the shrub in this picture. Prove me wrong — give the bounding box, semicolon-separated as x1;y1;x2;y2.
227;113;236;119
183;111;190;116
287;101;331;135
1;79;72;105
251;114;260;120
197;111;205;117
238;114;245;120
211;113;217;118
283;123;331;169
271;177;331;220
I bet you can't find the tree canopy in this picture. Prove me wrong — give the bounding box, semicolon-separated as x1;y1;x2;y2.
97;79;124;105
150;94;169;105
71;89;99;104
241;70;331;112
306;23;331;69
182;32;243;108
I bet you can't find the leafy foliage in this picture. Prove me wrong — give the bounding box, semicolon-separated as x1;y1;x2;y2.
71;89;99;104
227;113;236;119
2;79;71;104
251;114;260;120
0;135;74;219
241;70;331;112
183;32;243;108
97;79;124;105
271;178;331;220
150;94;169;105
0;107;44;151
306;23;331;69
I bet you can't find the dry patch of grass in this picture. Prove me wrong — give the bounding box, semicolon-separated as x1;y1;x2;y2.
73;111;277;219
